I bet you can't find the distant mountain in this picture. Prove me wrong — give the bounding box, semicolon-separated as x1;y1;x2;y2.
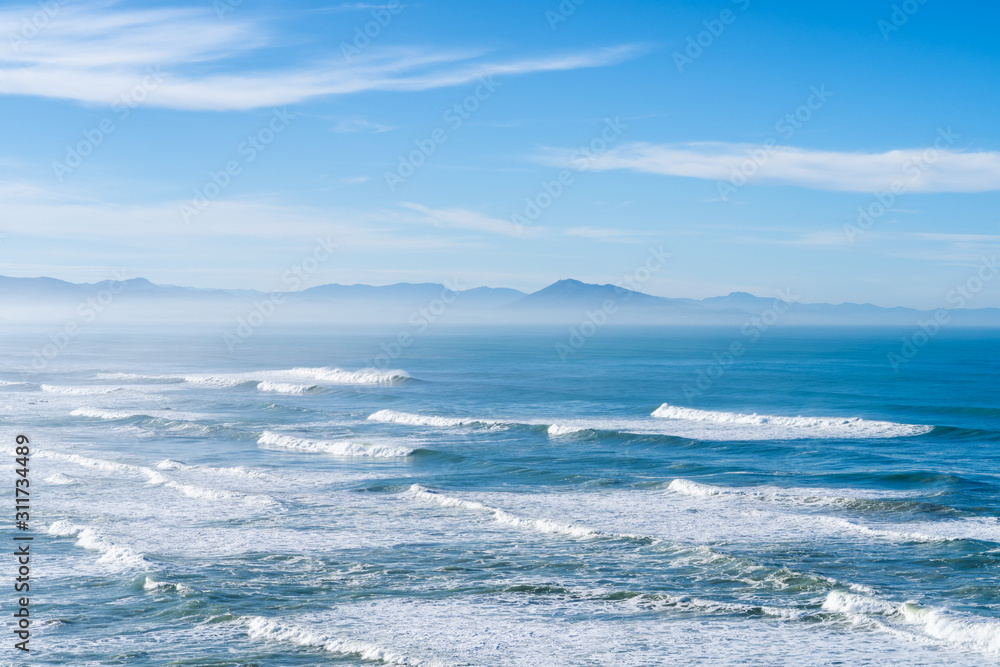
512;279;678;309
0;275;997;326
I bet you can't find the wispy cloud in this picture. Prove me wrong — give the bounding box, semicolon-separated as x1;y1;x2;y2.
330;117;396;133
0;3;641;111
399;202;538;237
307;3;418;12
536;141;1000;193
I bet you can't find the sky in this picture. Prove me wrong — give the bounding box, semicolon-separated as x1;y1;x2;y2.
0;0;999;308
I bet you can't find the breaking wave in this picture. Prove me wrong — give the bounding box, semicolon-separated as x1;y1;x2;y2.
47;520;150;570
652;404;932;439
258;431;414;458
245;616;446;666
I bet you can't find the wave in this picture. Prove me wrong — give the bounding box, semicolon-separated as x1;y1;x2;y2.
403;486;885;598
633;592;809;621
142;577;192;594
70;407;207;422
41;384;123;395
245;616;445;666
824;591;1000;656
367;407;929;442
258;431;414;458
652;404;932;439
408;485;618;539
41;451;277;507
70;407;140;420
368;410;508;428
98;367;411;389
666;479;998;543
256;381;321;395
547;424;587;436
47;520;149;570
666;478;923;505
154;459;268;480
282;367;410;385
44;473;80;486
142;470;277;507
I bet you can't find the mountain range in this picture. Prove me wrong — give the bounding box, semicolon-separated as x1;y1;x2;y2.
0;275;997;326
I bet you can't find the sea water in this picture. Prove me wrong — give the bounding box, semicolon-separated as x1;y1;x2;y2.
1;325;999;665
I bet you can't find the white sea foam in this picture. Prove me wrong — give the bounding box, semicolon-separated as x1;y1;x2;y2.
368;406;929;441
547;424;587;436
154;459;268;480
101;367;410;389
246;598;986;667
257;381;320;395
47;520;149;570
368;410;503;428
824;591;1000;655
70;407;138;420
142;577;192;594
635;592;810;620
258;431;414;458
41;384;123;395
142;471;277;507
42;451;276;507
44;473;79;485
407;485;612;539
652;403;932;439
70;407;206;422
666;478;921;504
283;367;410;385
245;616;444;666
665;479;999;544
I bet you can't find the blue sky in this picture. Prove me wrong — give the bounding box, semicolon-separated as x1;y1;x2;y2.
1;0;999;308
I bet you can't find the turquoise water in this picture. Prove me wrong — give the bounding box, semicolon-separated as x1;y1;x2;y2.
2;326;999;665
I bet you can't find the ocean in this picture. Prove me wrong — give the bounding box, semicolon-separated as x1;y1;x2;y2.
2;325;999;665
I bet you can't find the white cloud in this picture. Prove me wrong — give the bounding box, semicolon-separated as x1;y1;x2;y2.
399;202;537;237
330;117;395;133
537;141;1000;193
0;3;641;111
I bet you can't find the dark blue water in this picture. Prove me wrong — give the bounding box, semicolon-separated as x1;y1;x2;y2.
2;326;998;665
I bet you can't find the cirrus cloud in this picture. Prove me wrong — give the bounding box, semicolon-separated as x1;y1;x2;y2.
536;141;1000;193
0;3;642;111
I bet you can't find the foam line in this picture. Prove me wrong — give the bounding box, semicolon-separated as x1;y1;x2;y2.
823;591;1000;655
258;431;414;458
47;520;149;570
652;403;932;438
245;617;446;666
